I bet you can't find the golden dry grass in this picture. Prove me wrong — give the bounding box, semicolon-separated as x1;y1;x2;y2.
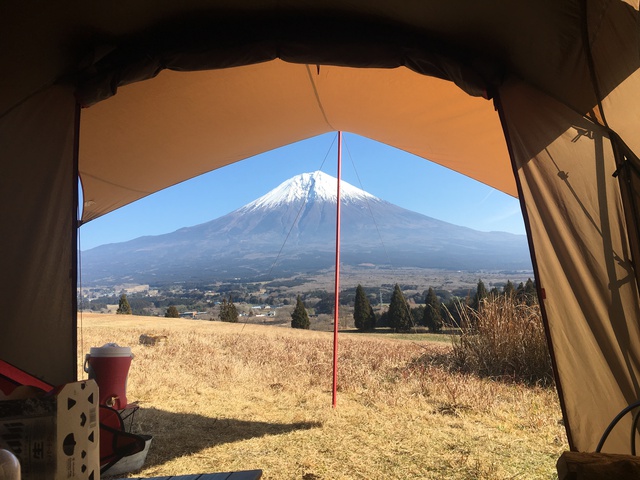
450;296;553;385
78;313;567;479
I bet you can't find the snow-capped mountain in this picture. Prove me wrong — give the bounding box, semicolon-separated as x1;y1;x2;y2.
81;171;532;285
240;171;376;211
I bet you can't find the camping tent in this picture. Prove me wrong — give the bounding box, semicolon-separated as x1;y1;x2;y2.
1;1;640;454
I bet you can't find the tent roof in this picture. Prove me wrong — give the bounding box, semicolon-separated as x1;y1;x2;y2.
79;62;510;222
0;2;599;114
5;1;638;222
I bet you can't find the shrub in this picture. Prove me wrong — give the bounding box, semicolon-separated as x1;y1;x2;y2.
449;294;553;386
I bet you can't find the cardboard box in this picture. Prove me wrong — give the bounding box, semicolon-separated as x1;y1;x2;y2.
0;380;99;480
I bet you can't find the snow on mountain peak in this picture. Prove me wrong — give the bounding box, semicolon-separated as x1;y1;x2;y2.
240;171;378;212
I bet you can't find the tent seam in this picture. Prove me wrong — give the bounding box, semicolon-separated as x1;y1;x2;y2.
581;0;611;128
304;64;335;130
79;171;153;195
587;0;612;49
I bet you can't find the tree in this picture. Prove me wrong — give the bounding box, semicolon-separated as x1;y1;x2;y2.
368;304;377;330
291;295;310;329
515;280;537;305
472;279;488;311
165;305;180;318
219;297;239;323
503;280;515;297
423;287;443;333
228;297;239;322
388;284;412;332
116;293;132;315
376;309;390;328
353;284;375;331
524;278;537;304
443;297;464;328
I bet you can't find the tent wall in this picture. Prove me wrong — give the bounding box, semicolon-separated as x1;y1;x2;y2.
500;78;640;452
0;85;77;386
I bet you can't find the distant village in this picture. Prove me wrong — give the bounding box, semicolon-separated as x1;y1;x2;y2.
79;282;289;320
78;267;536;330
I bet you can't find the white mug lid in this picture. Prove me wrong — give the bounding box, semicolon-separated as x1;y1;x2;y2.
89;343;132;357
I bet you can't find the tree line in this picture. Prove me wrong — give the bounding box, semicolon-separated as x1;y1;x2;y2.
289;278;538;332
113;277;538;334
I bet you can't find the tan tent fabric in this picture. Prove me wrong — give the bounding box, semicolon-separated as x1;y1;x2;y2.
0;85;77;386
3;0;640;456
500;78;640;452
80;62;510;222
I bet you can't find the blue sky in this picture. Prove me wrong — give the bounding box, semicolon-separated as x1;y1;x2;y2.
79;133;526;251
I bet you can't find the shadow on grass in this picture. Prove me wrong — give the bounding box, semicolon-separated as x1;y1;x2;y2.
131;407;322;468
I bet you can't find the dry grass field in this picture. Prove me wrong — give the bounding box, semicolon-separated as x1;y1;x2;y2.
79;313;567;479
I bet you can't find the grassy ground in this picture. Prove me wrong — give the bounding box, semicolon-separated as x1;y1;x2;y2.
79;313;567;479
353;331;456;344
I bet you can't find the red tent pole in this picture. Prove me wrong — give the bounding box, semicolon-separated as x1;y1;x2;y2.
332;131;342;408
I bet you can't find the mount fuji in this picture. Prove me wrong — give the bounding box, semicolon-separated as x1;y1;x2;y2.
81;171;531;285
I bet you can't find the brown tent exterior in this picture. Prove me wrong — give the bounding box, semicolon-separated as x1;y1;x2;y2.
2;1;640;455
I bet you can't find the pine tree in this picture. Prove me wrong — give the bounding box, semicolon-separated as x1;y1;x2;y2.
165;305;180;318
423;287;443;333
516;282;525;303
219;298;227;321
227;297;238;322
291;295;310;329
219;297;239;323
444;297;464;328
503;280;515;297
116;293;132;315
388;284;412;332
523;278;537;305
368;304;377;331
353;284;375;331
472;279;488;311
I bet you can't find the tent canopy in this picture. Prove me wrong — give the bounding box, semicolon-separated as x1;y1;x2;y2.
2;0;640;455
79;61;512;222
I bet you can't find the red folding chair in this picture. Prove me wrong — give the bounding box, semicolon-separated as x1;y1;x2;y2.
0;359;146;473
98;404;146;474
0;359;52;396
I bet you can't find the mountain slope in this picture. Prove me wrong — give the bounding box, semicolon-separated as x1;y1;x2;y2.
81;171;531;285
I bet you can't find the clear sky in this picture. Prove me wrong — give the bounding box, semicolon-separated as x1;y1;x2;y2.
79;132;526;251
